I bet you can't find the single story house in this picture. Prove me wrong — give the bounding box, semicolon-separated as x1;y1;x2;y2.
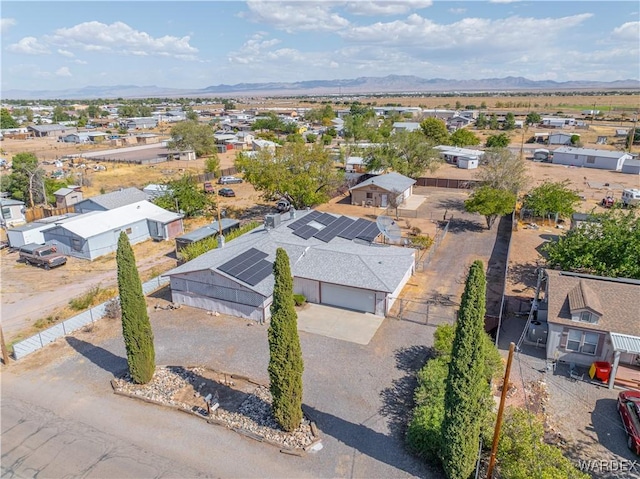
252;139;278;152
538;270;640;389
163;210;415;321
74;187;149;213
345;156;365;173
621;158;640;175
446;116;474;130
61;133;90;143
124;117;158;130
349;172;416;207
434;145;484;164
392;122;422;133
548;132;575;146
28;124;77;138
0;198;26;228
542;117;575;128
551;147;631;171
6;214;79;248
43;200;183;260
54;186;83;208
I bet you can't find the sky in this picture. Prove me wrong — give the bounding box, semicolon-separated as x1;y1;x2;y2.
1;1;639;92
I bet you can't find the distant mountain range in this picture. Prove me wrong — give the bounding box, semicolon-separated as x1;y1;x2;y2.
3;75;639;100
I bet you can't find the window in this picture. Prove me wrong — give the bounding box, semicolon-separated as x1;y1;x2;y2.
366;192;373;199
586;156;595;164
1;207;12;219
125;227;132;234
71;238;81;251
565;329;599;355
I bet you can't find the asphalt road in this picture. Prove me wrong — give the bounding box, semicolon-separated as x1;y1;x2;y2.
1;307;442;479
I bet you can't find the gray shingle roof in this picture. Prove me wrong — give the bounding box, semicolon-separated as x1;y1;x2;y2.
350;172;416;193
546;270;640;337
164;210;415;297
79;187;148;210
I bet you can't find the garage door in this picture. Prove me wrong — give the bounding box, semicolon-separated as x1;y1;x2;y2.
320;283;375;313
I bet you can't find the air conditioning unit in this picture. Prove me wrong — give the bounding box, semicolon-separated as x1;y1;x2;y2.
264;213;281;230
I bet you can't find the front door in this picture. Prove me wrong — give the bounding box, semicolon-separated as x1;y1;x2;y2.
381;194;388;207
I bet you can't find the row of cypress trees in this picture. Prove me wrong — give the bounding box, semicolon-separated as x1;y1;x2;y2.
116;233;304;432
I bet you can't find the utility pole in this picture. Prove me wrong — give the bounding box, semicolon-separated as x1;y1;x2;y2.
486;342;516;479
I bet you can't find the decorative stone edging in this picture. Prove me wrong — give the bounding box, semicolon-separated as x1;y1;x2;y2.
110;366;321;454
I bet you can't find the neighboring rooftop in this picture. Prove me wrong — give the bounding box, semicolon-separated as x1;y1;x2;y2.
350;172;416;193
77;187;148;210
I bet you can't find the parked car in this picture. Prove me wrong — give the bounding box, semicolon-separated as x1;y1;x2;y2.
218;176;243;185
203;181;215;194
18;243;67;270
618;390;640;455
218;188;236;197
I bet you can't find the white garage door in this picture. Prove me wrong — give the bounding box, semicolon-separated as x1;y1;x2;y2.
320;283;375;313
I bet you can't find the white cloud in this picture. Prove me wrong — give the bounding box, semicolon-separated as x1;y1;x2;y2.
448;8;467;15
228;32;282;64
345;1;432;16
6;37;50;55
73;59;88;65
55;67;72;77
612;21;640;42
1;18;16;34
242;1;349;32
45;21;199;59
57;49;74;58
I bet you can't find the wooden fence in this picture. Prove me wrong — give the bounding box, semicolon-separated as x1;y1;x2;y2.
25;205;76;223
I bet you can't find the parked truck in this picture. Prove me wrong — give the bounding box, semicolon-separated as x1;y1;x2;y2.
18;243;67;269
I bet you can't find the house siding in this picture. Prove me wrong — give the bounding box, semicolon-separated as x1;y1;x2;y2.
294;277;320;303
547;322;609;367
552;151;627;170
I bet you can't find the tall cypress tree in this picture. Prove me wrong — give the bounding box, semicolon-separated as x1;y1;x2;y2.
268;248;304;432
116;232;155;384
440;260;488;479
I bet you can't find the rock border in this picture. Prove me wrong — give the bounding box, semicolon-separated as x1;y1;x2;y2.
110;366;322;455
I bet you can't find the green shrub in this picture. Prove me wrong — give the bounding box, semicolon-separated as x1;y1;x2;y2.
179;221;261;262
293;294;306;306
410;235;434;250
69;286;102;310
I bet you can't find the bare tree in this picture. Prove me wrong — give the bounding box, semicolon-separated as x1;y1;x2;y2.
475;148;530;195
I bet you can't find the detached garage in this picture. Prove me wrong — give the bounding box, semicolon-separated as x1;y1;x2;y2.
163;210;416;322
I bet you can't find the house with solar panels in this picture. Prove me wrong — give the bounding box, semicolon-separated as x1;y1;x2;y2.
163;209;416;322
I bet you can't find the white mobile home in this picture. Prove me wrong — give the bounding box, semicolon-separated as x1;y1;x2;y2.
551;147;631;171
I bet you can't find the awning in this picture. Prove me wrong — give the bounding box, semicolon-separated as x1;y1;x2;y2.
610;332;640;355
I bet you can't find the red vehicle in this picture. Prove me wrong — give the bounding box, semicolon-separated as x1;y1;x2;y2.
617;390;640;455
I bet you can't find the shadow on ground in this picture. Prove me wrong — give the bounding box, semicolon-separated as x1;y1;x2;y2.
66;336;128;377
379;345;433;439
446;218;486;234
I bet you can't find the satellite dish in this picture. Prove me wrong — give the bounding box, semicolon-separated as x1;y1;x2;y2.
376;215;402;243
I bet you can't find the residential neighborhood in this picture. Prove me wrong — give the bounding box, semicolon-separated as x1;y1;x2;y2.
1;2;639;477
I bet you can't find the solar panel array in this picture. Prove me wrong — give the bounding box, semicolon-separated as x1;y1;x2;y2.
217;247;273;286
287;210;322;230
287;211;380;244
293;224;319;240
313;216;354;243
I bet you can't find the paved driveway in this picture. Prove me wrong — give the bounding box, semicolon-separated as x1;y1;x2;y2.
2;305;443;479
297;303;384;345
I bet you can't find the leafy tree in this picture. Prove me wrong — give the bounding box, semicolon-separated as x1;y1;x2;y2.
1;108;19;129
116;232;155;384
343;111;377;142
570;134;581;146
204;154;220;174
420;117;450;145
86;105;100;119
168;120;216;157
503;112;516;130
153;174;213;217
525;112;541;125
185;108;199;121
476;148;529;194
286;133;305;144
480;101;487;109
475;113;487;129
408;323;502;463
465;186;516;229
543;209;640;279
268;248;304;432
485;133;510;148
52;106;71;122
4;152;46;206
489;114;499;130
304;105;335;125
365;130;442;178
523;180;581;221
236;142;343;208
497;408;589;479
441;261;490;479
305;133;317;143
450;128;480;147
222;99;235;111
